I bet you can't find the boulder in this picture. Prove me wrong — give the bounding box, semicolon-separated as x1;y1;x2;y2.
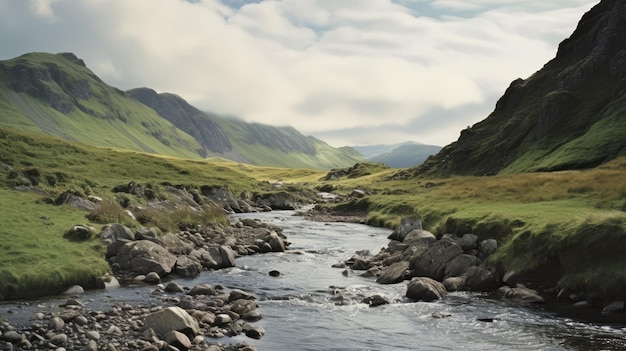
165;330;192;351
388;216;422;242
443;276;466;292
101;224;135;257
161;233;194;255
265;232;286;252
402;229;437;248
64;225;97;241
499;286;545;303
376;261;409;284
143;272;161;284
144;307;200;338
116;240;177;276
479;239;498;259
444;254;478;279
199;246;236;269
230;299;257;315
458;234;479;252
175;256;203;278
409;236;463;281
406;277;447;302
362;294;390;307
188;284;215;296
464;266;499;291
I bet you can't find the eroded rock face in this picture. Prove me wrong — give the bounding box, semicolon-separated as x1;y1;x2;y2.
409;236;463;281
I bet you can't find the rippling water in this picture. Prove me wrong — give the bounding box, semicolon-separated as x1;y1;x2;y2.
2;210;625;350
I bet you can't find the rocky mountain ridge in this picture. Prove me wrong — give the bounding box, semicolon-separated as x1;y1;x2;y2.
405;0;626;177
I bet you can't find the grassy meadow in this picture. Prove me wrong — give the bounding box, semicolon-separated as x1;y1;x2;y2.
1;125;625;299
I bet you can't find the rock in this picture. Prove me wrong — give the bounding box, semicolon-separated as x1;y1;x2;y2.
387;240;409;254
86;330;100;341
230;299;257;315
64;225;96;241
83;340;98;351
602;300;625;314
161;233;194;255
499;286;545;303
245;326;265;339
478;239;498;259
143;272;161;284
60;298;84;308
165;282;185;293
443;276;466;292
144;307;200;338
188;284;215;296
431;311;452;319
362;295;390;307
0;330;22;342
214;314;232;325
165;330;191;351
444;254;478;279
409;236;463;281
350;189;367;198
376;261;409;284
402;229;437;248
230;289;255;301
406;277;447;302
458;234;479;252
388;216;422;242
116;240;177;276
265;232;286;252
101;224;135;257
74;315;89;326
48;316;65;331
199;246;236;269
241;310;263;322
50;333;68;345
175;256;203;277
61;285;84;295
464;266;499;292
191;310;216;324
95;275;121;289
350;257;372;270
269;270;280;277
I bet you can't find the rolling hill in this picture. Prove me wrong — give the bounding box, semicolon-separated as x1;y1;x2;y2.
0;52;364;169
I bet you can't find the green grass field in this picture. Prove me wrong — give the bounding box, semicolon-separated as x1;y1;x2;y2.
1;126;625;300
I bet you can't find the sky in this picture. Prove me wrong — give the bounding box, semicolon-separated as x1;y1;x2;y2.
0;0;598;147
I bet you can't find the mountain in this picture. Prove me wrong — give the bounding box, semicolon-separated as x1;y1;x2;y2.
128;88;364;169
407;0;626;177
354;142;441;168
0;52;364;169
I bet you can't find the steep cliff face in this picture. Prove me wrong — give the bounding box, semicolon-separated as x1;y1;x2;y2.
128;88;233;156
411;0;626;177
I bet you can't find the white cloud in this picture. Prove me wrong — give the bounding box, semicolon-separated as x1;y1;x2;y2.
0;0;598;147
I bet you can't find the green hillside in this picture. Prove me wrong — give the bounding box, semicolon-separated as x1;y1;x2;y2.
410;0;626;177
0;52;204;159
0;53;364;170
129;87;365;169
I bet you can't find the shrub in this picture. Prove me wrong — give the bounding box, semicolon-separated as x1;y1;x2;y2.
87;200;131;225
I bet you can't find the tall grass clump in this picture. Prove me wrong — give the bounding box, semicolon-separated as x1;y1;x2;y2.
86;200;135;226
135;205;228;232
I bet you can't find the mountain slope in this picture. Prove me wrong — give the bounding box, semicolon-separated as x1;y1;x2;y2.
0;52;204;159
354;142;441;168
0;52;364;169
409;0;626;177
129;87;365;169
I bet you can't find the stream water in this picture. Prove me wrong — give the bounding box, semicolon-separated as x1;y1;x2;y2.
2;210;626;350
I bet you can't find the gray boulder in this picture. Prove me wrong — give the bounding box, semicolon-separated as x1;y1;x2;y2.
376;261;409;284
443;276;466;292
403;229;437;248
144;307;200;338
406;277;447;302
479;239;498;259
161;233;194;255
265;232;286;252
458;233;479;252
388;216;422;242
499;286;545;303
409;236;463;281
444;254;478;279
464;266;499;291
101;224;135;257
116;240;177;276
175;256;203;277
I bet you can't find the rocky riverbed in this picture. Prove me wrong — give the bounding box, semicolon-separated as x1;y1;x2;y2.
0;216;289;351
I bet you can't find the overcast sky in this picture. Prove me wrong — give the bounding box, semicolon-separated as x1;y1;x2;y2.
0;0;598;147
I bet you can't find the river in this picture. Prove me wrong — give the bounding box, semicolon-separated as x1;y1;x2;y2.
2;210;625;350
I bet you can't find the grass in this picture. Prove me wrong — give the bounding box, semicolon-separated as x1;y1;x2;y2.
2;124;626;300
0;188;109;299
